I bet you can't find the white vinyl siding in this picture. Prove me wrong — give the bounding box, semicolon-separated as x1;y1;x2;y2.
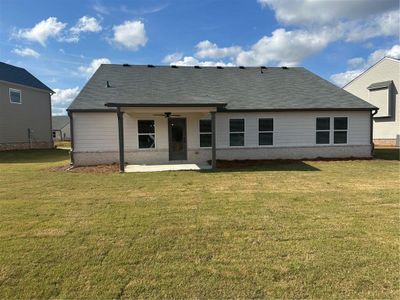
73;111;371;155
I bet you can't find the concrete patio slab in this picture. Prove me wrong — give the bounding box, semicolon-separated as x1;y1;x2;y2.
125;163;212;173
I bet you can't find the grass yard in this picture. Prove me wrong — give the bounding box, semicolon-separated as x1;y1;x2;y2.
0;149;399;299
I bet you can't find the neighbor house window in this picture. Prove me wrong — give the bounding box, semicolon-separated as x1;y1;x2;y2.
316;117;330;144
138;120;155;149
259;118;274;145
334;117;348;144
199;119;212;147
229;119;245;146
9;88;21;104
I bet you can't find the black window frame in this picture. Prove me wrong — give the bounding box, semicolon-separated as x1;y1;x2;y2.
258;118;274;146
333;117;348;144
229;118;245;147
316;117;330;145
199;119;212;148
137;120;155;149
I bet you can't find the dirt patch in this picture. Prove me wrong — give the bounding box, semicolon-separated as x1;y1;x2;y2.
50;164;119;173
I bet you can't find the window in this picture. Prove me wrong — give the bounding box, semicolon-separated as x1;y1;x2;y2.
9;88;21;104
334;117;348;144
259;118;274;145
229;119;245;146
199;119;212;147
138;120;155;149
316;117;330;144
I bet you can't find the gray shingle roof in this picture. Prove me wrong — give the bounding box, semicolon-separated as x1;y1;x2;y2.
52;116;69;130
367;80;393;90
68;64;376;111
0;62;53;93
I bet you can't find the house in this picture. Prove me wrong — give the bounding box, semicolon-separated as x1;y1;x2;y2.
344;57;399;147
52;116;70;141
67;64;376;172
0;62;54;150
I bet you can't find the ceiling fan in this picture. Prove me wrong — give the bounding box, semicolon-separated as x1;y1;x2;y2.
153;112;181;118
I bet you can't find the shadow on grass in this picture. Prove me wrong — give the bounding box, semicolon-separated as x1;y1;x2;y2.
374;148;400;161
0;149;70;164
202;161;320;172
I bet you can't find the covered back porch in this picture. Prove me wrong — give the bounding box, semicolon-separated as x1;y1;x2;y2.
106;103;223;173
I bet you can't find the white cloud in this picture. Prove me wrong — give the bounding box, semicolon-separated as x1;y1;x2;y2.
12;47;40;58
195;40;242;59
330;70;364;87
169;56;235;67
330;44;400;86
52;87;80;115
78;58;111;77
112;20;147;50
64;16;102;43
70;16;102;34
162;52;183;63
236;28;334;66
258;0;398;25
16;17;67;46
347;57;364;69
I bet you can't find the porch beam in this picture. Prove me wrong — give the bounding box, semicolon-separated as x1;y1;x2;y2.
211;112;217;170
117;109;125;173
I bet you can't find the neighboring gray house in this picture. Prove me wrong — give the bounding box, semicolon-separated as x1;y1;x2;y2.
68;64;376;172
344;57;399;147
0;62;54;150
52;116;70;141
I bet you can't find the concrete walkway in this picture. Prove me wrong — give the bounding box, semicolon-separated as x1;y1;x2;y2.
125;163;212;173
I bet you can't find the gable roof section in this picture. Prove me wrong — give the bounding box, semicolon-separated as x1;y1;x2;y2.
52;116;69;130
0;62;53;93
68;64;375;112
343;56;400;89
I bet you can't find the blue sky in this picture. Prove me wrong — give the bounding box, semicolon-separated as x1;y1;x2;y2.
0;0;399;115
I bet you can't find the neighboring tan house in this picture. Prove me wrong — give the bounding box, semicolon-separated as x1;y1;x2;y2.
344;57;399;147
67;64;376;172
0;62;54;150
52;116;70;141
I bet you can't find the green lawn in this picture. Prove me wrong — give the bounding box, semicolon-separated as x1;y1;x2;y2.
0;149;399;299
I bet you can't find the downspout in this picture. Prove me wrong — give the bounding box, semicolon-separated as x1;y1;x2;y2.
370;108;379;157
68;111;75;166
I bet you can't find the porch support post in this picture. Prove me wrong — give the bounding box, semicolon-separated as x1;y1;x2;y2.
67;111;74;166
211;111;217;169
117;108;125;173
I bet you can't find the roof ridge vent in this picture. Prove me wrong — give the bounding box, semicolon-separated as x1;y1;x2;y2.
194;66;201;69
216;66;224;69
171;65;178;68
281;66;288;69
147;64;155;68
239;66;245;69
122;64;130;67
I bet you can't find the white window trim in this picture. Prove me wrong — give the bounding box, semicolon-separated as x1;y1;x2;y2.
258;117;274;147
229;118;246;147
199;118;212;148
315;117;331;145
137;120;156;150
9;88;22;104
333;116;348;145
315;117;349;146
